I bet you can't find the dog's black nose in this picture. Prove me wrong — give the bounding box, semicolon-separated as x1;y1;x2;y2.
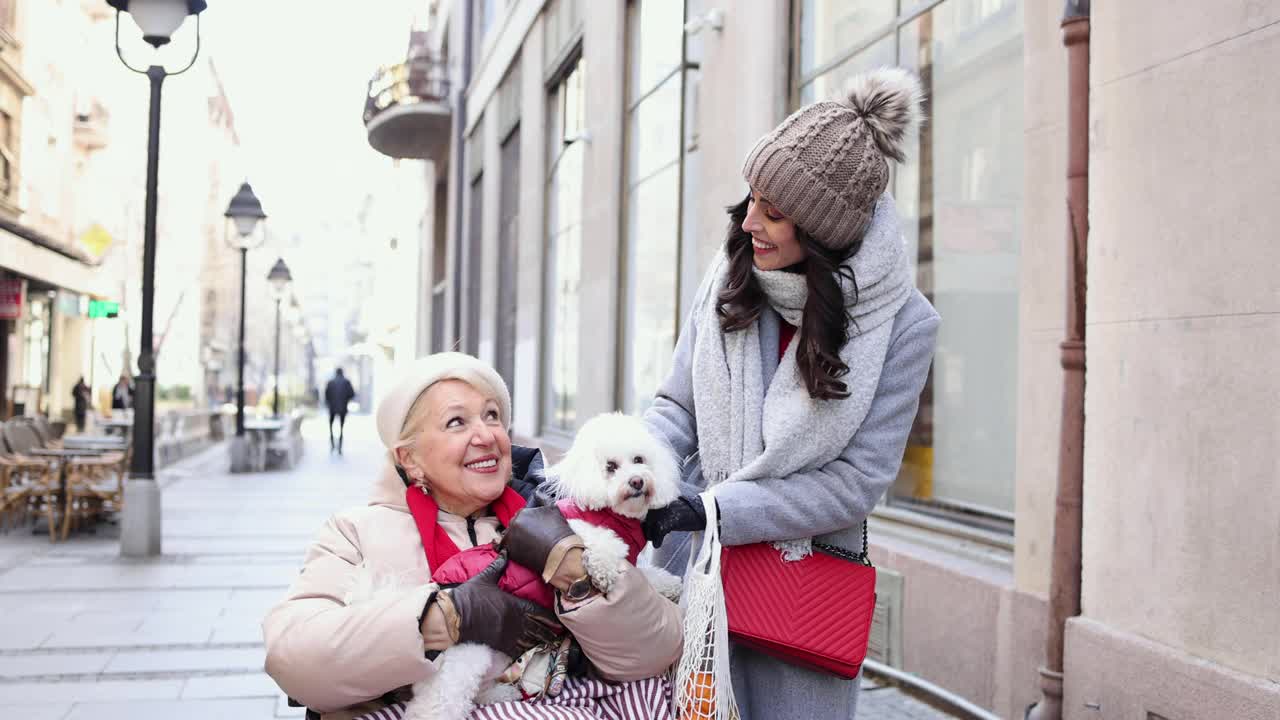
628;477;645;491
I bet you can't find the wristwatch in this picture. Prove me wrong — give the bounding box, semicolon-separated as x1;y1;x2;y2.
562;574;596;603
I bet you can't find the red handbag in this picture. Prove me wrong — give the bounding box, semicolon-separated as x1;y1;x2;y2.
720;524;876;679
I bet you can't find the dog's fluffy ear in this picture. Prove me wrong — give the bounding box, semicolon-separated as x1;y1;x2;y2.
645;434;682;510
545;422;611;509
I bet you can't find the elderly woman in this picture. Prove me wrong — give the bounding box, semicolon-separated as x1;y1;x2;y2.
264;353;683;720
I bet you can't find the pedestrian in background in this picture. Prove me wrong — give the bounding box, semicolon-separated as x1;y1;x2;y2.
111;373;133;412
71;377;91;432
643;67;939;720
324;368;355;454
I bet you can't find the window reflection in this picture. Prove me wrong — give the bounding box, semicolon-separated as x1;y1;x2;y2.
796;0;1024;521
799;0;896;79
545;60;586;432
623;0;684;413
894;0;1023;516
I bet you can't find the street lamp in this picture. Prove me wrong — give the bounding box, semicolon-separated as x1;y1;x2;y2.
223;182;267;469
267;258;293;418
107;0;206;558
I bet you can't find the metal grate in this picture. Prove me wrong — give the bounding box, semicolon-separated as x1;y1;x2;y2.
868;567;904;668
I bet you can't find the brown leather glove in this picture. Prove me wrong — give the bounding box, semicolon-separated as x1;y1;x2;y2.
501;505;583;582
442;553;563;659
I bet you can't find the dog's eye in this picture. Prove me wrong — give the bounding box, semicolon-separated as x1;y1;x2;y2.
633;455;644;464
605;461;618;474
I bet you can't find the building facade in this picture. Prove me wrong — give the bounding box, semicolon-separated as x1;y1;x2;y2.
2;0;252;422
364;1;1280;717
1;0;117;421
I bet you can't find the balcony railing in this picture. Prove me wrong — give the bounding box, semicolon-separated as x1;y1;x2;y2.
363;52;450;126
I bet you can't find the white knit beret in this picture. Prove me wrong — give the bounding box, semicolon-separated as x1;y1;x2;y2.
374;352;512;450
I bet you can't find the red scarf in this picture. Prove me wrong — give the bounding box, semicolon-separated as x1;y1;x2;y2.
405;485;528;569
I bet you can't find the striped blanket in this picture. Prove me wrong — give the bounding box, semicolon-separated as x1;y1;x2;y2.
354;675;671;720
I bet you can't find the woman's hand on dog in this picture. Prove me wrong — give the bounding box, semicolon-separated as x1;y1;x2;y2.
438;553;564;659
642;493;710;548
502;505;585;586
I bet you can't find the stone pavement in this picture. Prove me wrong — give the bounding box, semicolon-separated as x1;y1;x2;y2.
0;414;375;719
0;413;966;720
859;676;967;720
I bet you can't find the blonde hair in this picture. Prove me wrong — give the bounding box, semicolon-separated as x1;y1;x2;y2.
388;368;509;470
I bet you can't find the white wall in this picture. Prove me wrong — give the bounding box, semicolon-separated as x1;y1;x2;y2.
1083;0;1280;680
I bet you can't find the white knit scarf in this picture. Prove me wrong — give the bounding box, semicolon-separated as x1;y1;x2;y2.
690;193;914;559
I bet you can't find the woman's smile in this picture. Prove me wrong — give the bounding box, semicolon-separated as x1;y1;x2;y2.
751;236;778;255
463;455;499;473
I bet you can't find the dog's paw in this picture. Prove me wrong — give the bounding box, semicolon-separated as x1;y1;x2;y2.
568;519;629;593
639;566;683;602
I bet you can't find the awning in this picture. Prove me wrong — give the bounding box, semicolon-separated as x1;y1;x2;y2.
0;223;114;298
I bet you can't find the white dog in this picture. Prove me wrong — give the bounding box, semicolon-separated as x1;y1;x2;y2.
398;412;683;720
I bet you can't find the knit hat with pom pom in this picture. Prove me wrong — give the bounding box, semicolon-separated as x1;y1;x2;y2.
742;67;923;250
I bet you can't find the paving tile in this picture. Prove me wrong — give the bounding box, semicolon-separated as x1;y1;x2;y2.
0;623;52;650
225;588;287;614
181;671;282;700
0;651;114;678
0;679;183;703
134;608;225;631
0;608;81;641
0;703;71;720
105;648;264;674
859;680;962;720
147;589;235;610
0;593;89;614
0;565;190;592
208;613;268;644
62;698;277;720
163;538;305;555
0;419;417;719
42;620;213;649
60;611;149;632
0;589;232;613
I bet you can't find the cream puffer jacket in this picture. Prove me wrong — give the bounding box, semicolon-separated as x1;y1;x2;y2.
262;460;683;719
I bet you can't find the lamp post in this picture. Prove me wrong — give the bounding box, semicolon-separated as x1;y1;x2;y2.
223;182;267;469
267;258;293;418
107;0;206;558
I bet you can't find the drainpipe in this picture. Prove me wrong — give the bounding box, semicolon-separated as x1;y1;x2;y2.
1026;2;1089;720
451;0;473;349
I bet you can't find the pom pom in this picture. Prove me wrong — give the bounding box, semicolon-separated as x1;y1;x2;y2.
844;67;924;162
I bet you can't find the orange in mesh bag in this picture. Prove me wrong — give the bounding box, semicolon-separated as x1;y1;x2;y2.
678;670;716;720
673;492;739;720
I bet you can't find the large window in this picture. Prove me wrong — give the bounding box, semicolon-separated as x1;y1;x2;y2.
621;0;684;412
0;111;14;198
495;64;522;393
543;58;586;434
798;0;1023;527
466;170;483;357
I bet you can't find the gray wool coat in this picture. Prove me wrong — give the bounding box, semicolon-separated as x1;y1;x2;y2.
643;287;939;720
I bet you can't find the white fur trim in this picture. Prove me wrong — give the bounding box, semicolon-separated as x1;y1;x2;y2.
476;682;523;706
404;643;506;720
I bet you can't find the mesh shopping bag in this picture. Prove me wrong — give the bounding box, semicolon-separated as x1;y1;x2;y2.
673;492;739;720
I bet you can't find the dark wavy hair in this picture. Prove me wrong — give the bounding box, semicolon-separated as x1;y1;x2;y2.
716;194;862;400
